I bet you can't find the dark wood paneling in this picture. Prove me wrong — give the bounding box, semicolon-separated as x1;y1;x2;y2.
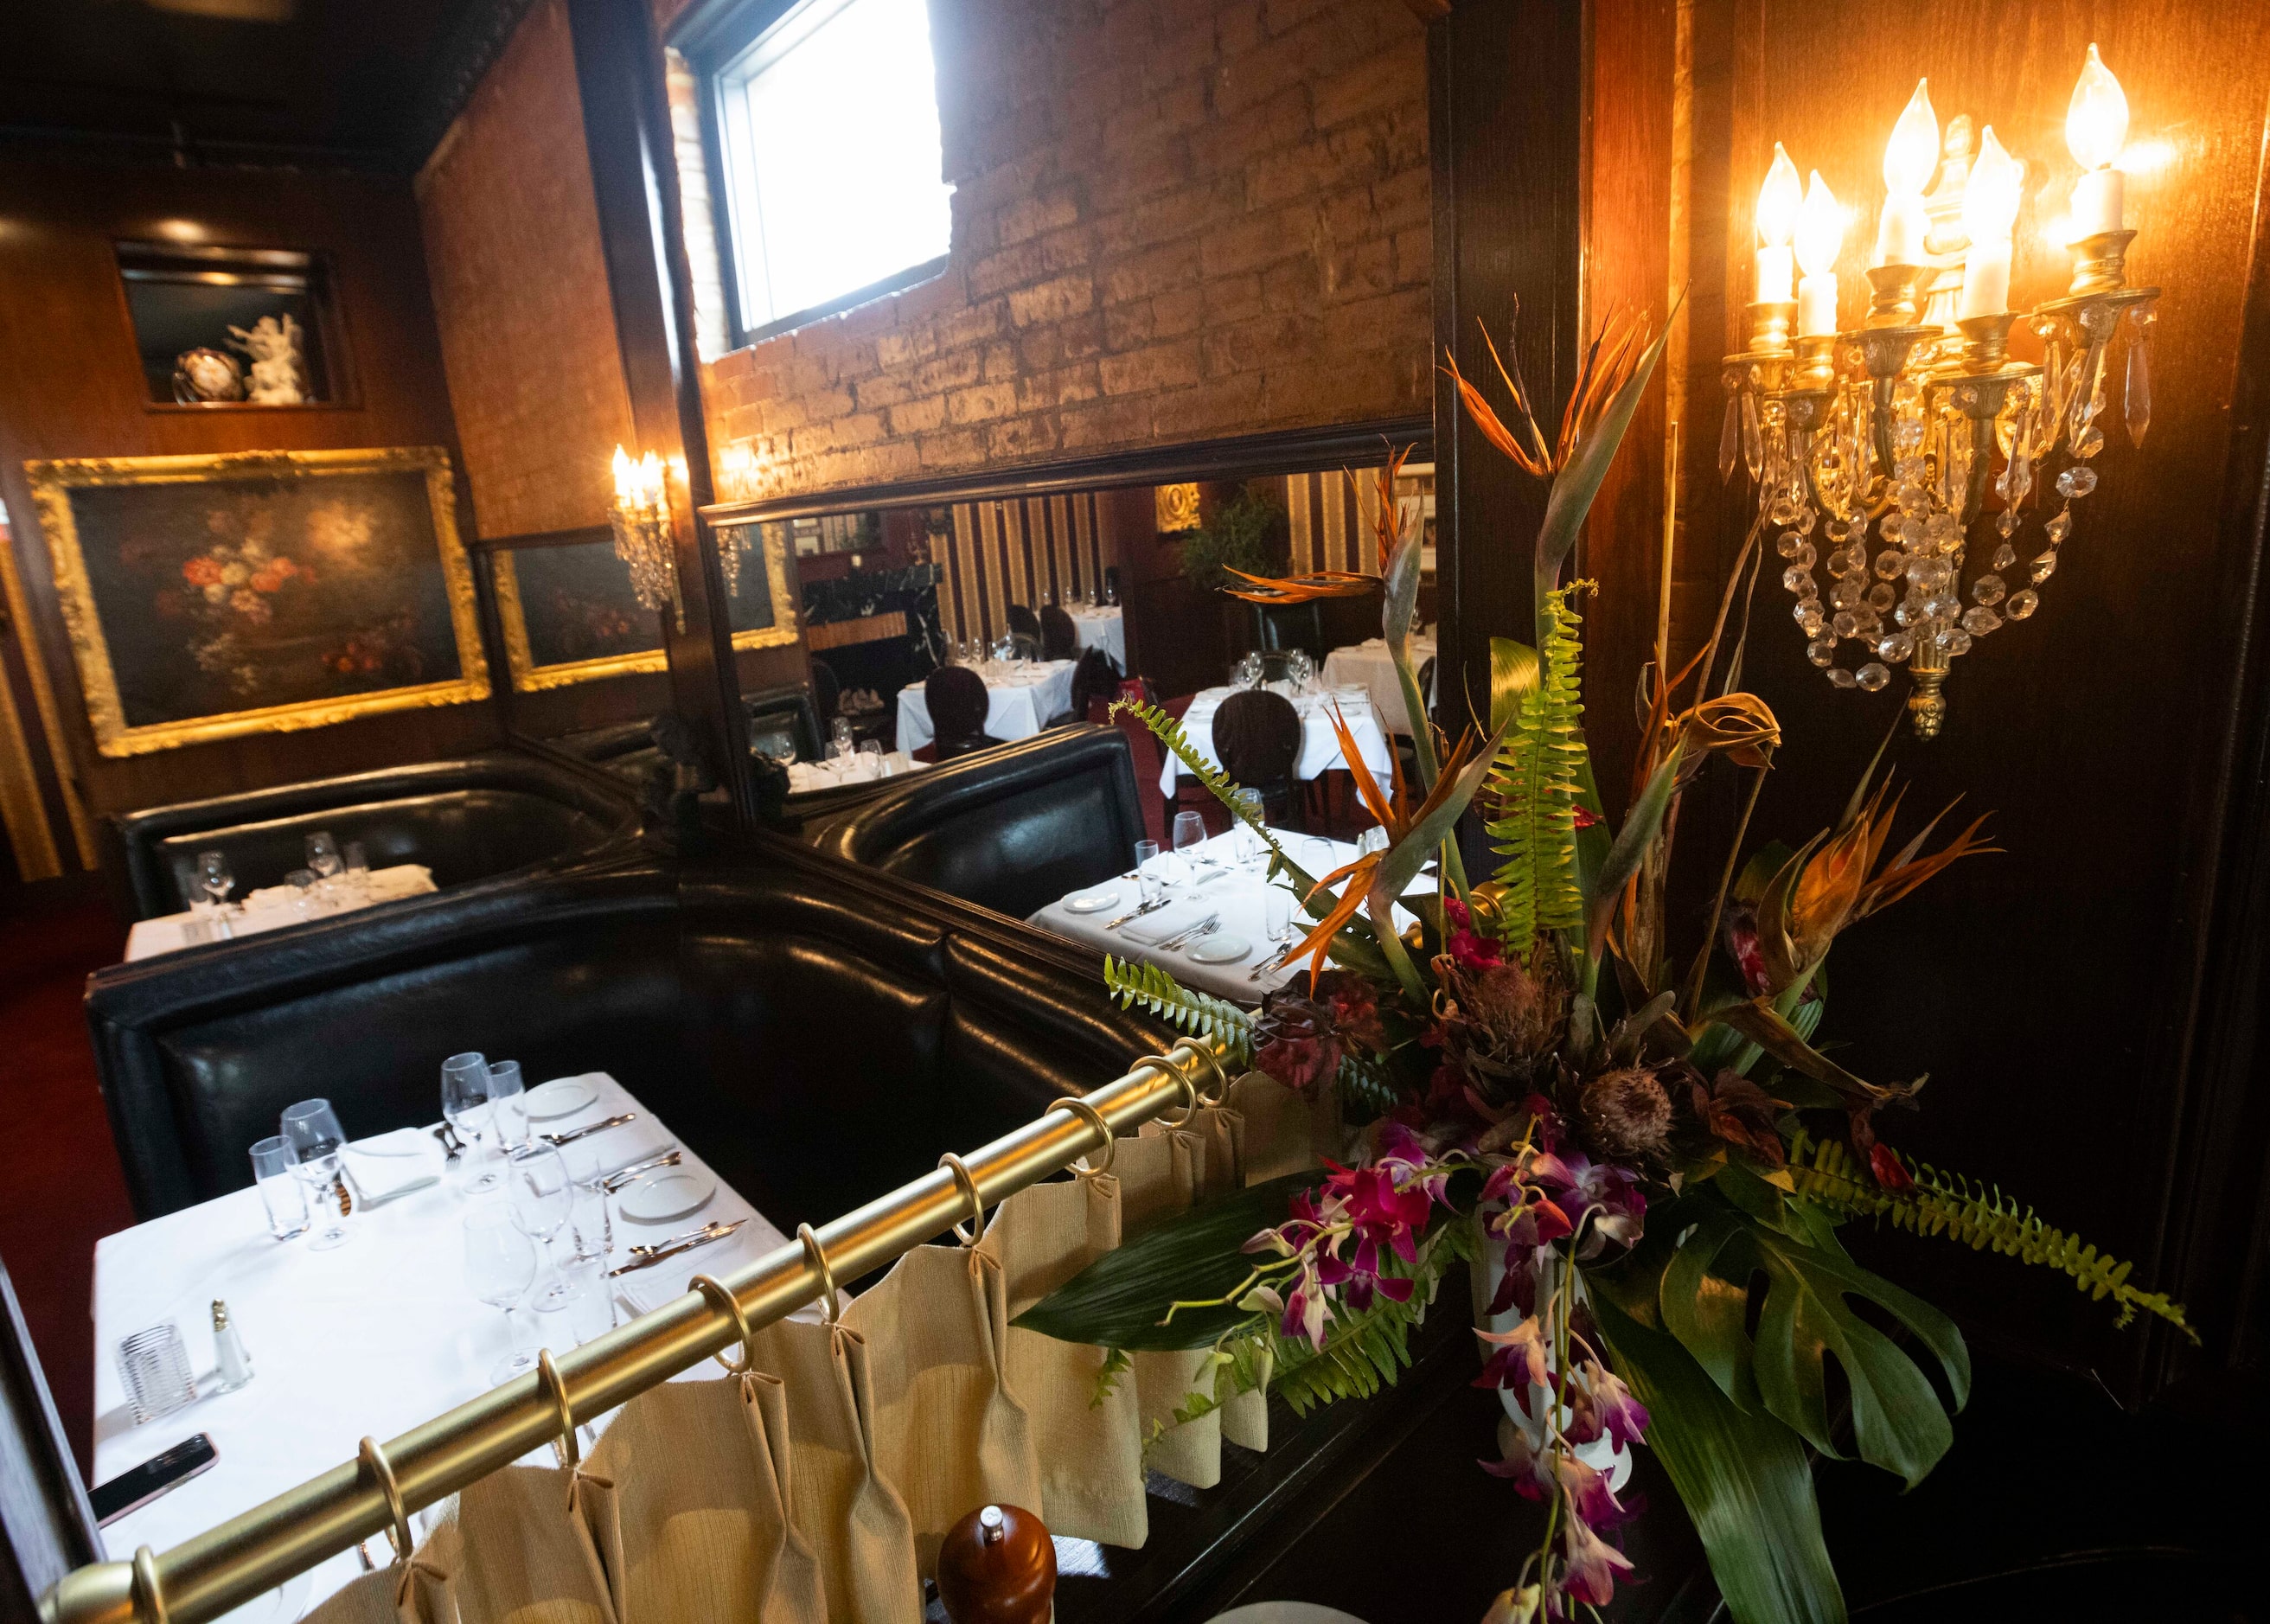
0;158;496;830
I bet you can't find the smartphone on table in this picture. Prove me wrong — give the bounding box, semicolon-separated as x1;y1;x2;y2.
89;1434;217;1527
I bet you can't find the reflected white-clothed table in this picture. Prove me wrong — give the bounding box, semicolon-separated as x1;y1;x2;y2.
1026;829;1423;1002
1320;636;1438;737
896;658;1079;751
786;750;925;794
1159;686;1395;796
1066;605;1127;673
91;1071;788;1618
124;865;438;963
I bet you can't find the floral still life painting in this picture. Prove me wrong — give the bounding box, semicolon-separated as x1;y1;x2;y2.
29;447;487;757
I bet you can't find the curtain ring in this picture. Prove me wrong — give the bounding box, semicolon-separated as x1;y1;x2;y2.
1045;1097;1116;1176
131;1547;169;1624
797;1224;842;1322
356;1436;416;1563
537;1349;579;1471
1129;1051;1199;1125
1172;1036;1232;1101
937;1154;988;1246
691;1274;757;1374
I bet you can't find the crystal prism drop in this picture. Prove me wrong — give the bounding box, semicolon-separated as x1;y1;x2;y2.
2126;333;2152;447
2030;550;2058;582
1742;391;1763;481
1718;393;1741;483
2057;464;2099;499
1827;667;1858;689
2005;588;2039;621
1855;662;1890;692
1992;543;2017;572
1973;573;2006;606
1961;605;2003;635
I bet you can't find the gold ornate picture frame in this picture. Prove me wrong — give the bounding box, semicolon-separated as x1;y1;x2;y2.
491;519;799;693
29;445;489;757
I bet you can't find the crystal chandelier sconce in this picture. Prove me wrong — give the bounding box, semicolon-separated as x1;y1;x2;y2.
610;445;686;633
1721;45;2160;738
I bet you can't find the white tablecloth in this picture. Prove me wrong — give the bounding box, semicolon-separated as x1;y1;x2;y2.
1066;606;1126;673
896;659;1078;751
124;866;438;962
92;1072;788;1614
786;751;924;793
1159;686;1396;796
1320;636;1438;737
1026;830;1422;1002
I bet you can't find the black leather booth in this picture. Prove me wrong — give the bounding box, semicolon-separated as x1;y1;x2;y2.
85;841;1167;1223
802;725;1143;922
107;755;640;921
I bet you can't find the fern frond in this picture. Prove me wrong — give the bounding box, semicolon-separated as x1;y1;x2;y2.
1103;954;1256;1065
1090;1346;1134;1409
1487;585;1589;952
1788;1131;2197;1342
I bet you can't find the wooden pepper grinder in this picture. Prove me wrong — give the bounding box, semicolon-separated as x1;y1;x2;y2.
936;1503;1055;1624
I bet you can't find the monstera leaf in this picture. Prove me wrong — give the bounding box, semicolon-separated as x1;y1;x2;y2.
1659;1193;1969;1489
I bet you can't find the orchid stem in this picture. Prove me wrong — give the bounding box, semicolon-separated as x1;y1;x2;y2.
1684;764;1767;1022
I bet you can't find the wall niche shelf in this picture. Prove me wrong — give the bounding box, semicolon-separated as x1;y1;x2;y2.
114;240;358;412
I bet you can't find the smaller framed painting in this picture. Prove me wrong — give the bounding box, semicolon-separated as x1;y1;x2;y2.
29;446;489;758
493;520;799;692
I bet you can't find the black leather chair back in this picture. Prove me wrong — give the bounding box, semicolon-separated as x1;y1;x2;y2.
86;842;1170;1223
1007;604;1041;643
0;1262;99;1622
1214;688;1302;785
1048;648;1119;728
809;657;841;724
926;665;992;752
809;726;1144;923
1254;601;1326;660
108;756;641;920
1039;605;1078;662
745;683;823;762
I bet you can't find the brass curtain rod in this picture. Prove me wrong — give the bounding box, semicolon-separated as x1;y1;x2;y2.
43;1038;1232;1624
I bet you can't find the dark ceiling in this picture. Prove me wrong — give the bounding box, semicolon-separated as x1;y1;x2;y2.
0;0;533;172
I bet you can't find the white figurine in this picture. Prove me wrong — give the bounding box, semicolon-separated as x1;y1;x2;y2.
227;314;305;406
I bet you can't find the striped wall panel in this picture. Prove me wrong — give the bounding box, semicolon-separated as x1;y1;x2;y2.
937;491;1108;643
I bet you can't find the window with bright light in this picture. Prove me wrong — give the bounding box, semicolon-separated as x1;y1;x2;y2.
711;0;954;341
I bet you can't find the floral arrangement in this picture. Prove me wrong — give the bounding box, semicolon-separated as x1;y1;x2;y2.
1020;309;2194;1624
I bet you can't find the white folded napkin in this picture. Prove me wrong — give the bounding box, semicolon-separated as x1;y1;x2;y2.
1122;903;1207;947
342;1128;441;1206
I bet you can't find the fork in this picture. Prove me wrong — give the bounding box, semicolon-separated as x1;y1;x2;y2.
1248;942;1295;981
1157;914;1218;953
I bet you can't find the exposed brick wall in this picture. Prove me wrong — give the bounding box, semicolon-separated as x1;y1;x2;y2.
416;0;636;540
700;0;1432;502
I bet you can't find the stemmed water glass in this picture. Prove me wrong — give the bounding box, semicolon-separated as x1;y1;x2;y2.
463;1206;540;1384
506;1144;577;1310
196;851;234;913
1172;809;1209;883
1231;788;1265;872
484;1059;530;1154
829;716;855;759
441;1052;501;1196
279;1098;353;1251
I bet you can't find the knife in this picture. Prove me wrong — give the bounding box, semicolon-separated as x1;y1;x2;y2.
1104;895;1168;930
543;1112;636;1148
601;1149;682;1193
606;1218;749;1276
1155;912;1218;952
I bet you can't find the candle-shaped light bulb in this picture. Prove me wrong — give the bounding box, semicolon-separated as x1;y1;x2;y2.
2066;44;2129;236
1794;171;1845;336
1754;143;1802;305
611;444;635;502
638;451;665;503
1875;80;1937;265
1958;125;2022;320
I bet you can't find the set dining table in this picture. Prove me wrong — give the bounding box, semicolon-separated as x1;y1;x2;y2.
1159;683;1397;799
90;1071;789;1620
1320;630;1438;737
123;866;438;962
1065;604;1126;672
785;749;925;794
894;657;1078;751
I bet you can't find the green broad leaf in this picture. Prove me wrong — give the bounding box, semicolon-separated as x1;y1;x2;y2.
1585;742;1682;961
1533;299;1682;621
1490;636;1540;736
1570;748;1613;907
1733;840;1795;906
1014;1171;1325;1351
1660;1196;1969;1489
1711;999;1881;1101
1592;1248;1848;1624
1382;532;1424;668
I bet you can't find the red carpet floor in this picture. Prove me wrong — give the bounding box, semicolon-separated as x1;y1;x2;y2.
0;880;135;1476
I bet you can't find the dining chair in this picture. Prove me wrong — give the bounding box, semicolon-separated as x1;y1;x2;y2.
925;666;1001;761
1211;687;1305;831
1007;604;1042;644
1039;604;1079;662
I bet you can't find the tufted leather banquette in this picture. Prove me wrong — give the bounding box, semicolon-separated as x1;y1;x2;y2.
106;755;641;921
84;840;1163;1224
802;725;1143;922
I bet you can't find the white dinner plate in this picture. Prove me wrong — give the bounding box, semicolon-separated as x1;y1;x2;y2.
523;1077;598;1119
1063;889;1122;914
619;1168;715;1224
1187;932;1252;964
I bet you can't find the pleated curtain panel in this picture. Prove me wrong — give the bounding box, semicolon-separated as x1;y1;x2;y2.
302;1072;1341;1624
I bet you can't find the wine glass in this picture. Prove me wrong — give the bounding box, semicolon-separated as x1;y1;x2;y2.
279;1098;352;1251
1232;788;1265;871
506;1145;577;1309
829;716;855;759
463;1206;540;1384
305;831;342;879
485;1059;529;1154
1172;809;1208;882
195;851;234;913
441;1052;501;1197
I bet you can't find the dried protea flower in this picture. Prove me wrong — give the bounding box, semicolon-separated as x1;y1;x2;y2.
1579;1066;1673;1160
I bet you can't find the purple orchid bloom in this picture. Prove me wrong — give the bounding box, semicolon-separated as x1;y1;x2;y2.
1474;1315;1551;1393
1561;1516;1635;1608
1581;1359;1650;1448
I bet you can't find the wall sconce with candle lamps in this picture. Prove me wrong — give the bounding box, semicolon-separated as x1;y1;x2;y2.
1722;46;2160;738
610;445;684;632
